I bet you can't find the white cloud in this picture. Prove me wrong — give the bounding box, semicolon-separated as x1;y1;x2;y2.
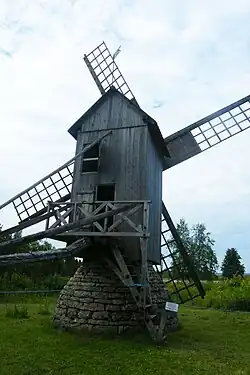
0;0;250;271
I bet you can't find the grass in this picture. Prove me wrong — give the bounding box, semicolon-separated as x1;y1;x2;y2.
5;304;29;319
0;298;250;374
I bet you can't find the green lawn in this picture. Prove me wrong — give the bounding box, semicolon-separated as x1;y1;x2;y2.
0;299;250;375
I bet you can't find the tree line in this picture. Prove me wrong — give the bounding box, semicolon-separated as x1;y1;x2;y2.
0;224;81;290
169;218;245;280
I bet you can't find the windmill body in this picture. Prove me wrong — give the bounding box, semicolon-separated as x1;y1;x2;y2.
68;87;167;264
0;41;249;343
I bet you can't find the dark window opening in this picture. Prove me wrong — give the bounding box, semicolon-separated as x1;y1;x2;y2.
82;159;98;173
81;143;99;173
96;184;115;201
94;184;115;231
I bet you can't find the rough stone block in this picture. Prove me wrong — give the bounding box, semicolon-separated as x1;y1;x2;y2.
92;311;109;320
88;303;105;311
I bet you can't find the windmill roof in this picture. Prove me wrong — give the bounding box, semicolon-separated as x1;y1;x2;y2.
68;87;169;160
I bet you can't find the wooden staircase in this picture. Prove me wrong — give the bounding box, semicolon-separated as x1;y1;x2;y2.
106;242;170;344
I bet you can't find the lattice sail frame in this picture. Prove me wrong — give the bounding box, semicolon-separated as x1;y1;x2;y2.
164;95;250;169
84;41;137;102
154;203;205;304
0;132;111;223
191;97;250;151
14;164;73;222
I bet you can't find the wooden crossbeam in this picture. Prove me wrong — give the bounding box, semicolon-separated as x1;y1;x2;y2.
77;206;104;232
54;231;144;237
107;204;142;232
48;207;74;229
0;203;135;254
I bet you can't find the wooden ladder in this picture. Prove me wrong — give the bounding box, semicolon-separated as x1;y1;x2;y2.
106;243;169;344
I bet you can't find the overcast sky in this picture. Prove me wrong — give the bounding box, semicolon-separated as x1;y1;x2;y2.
0;0;250;271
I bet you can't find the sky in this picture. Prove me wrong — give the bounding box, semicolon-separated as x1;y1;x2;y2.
0;0;250;271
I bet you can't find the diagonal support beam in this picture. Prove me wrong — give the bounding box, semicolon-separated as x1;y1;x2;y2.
49;207;74;229
0;203;135;254
106;244;166;344
0;238;91;266
107;204;142;232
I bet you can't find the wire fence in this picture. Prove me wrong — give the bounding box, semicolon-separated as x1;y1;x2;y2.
0;289;62;295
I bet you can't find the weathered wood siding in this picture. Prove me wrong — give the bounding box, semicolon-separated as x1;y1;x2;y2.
146;132;162;264
71;92;163;264
77;93;145;132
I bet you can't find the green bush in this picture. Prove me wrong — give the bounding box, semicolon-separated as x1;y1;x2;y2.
5;304;29;319
190;277;250;311
165;277;250;312
38;298;52;315
0;272;68;292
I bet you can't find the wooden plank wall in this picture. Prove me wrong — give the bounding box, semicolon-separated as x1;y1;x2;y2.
70;92;162;264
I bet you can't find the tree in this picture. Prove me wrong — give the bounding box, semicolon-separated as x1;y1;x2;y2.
221;248;245;278
0;223;12;243
170;218;218;280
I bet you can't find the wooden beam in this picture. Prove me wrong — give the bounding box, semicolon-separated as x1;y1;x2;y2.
140;235;149;308
53;231;146;237
107;204;142;232
105;255;141;306
0;203;135;253
0;238;91;266
49;207;73;229
0;205;67;237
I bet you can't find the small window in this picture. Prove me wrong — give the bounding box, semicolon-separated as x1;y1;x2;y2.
81;143;99;173
93;184;116;231
96;184;115;201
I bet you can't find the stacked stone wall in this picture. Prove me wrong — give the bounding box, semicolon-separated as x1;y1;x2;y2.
53;262;179;333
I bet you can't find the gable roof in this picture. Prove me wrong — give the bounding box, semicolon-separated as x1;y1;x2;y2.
68;87;170;160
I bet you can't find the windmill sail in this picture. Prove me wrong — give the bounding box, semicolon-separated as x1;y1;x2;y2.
164;94;250;169
83;41;139;106
157;202;205;303
0;132;111;227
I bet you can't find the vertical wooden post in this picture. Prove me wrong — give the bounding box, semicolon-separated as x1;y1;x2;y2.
139;201;150;308
103;204;109;232
73;202;77;222
45;201;51;230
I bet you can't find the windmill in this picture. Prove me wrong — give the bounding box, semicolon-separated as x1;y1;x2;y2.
0;41;250;343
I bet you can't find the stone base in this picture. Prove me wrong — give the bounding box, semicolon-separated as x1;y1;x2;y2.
53;261;179;335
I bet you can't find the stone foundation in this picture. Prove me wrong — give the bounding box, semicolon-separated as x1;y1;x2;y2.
53;261;178;334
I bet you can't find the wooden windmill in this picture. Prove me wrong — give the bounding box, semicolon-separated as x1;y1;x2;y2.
0;41;250;343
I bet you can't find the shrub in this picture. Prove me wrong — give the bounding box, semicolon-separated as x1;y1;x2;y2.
5;304;29;319
190;277;250;311
164;276;250;312
0;272;68;293
38;299;51;315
